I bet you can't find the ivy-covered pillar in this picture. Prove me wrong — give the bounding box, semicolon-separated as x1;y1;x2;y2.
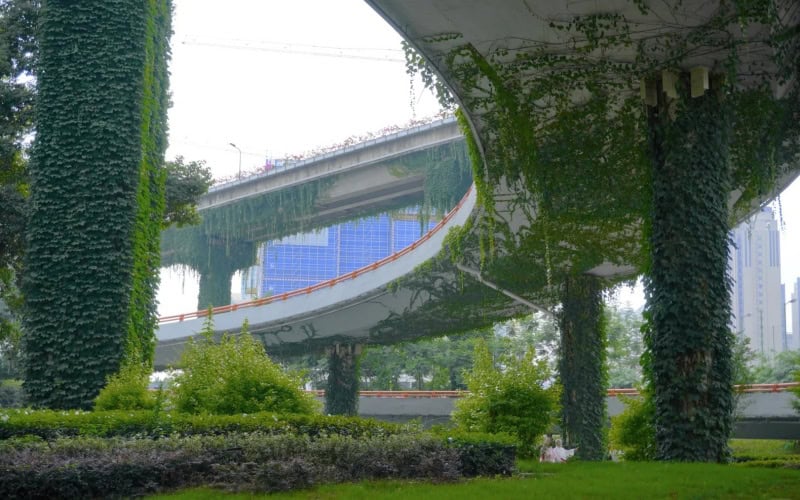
645;73;734;462
557;274;607;460
195;239;255;310
22;0;172;409
197;270;235;310
324;343;361;416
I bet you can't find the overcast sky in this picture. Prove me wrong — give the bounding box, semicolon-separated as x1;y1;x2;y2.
157;0;800;321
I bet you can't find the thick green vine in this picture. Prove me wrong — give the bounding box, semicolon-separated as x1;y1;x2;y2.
126;0;171;370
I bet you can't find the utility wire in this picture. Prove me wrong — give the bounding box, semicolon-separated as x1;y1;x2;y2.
181;37;405;63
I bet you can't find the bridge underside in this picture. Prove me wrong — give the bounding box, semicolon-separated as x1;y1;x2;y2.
366;0;799;277
156;1;799;366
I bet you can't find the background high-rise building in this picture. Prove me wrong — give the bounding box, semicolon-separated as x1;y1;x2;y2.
729;207;786;358
791;278;799;350
242;210;438;298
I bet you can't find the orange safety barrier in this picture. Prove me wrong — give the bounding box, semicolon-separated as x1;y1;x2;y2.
304;383;799;399
737;382;800;393
158;185;474;325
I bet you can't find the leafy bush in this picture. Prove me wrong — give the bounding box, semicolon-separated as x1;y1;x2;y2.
0;431;513;497
452;339;559;456
172;318;318;415
608;393;656;461
93;363;155;411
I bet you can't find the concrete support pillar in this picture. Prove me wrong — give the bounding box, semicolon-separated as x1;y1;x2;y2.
645;72;734;461
558;274;606;460
197;268;235;311
325;343;362;416
194;239;255;310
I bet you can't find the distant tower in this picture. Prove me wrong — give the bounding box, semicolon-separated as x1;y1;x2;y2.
792;278;800;350
729;207;785;358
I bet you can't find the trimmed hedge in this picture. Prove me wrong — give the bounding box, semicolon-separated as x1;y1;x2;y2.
437;430;517;477
0;432;515;497
0;409;403;440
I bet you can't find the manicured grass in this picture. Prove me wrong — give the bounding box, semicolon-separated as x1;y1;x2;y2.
150;461;800;499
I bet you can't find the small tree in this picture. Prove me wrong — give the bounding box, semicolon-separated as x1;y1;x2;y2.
171;316;318;415
453;339;559;456
608;392;656;461
162;156;213;228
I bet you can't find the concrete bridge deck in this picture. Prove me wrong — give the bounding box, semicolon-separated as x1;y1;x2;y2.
200;116;461;211
157;1;798;371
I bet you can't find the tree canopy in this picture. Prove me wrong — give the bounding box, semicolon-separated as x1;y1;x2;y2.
162;156;213;228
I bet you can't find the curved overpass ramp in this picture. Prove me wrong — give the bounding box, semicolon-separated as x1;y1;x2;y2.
156;2;799;367
156;185;531;367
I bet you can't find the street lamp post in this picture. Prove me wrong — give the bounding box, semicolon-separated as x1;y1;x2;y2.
229;142;242;179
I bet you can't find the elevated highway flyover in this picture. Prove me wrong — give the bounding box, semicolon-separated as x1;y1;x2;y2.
155;3;798;454
158;116;473;319
157;1;799;368
157;4;798;452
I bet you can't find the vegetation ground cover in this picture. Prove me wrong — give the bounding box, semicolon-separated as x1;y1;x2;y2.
149;460;800;499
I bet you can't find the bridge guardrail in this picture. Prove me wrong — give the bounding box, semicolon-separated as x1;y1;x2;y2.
158;184;473;325
303;383;800;399
606;383;800;397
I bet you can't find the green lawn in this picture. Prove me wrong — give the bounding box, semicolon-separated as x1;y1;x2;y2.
150;459;800;499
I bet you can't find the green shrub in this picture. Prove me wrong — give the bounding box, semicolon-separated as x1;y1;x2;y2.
93;364;154;411
172;318;319;415
452;339;559;457
0;409;401;440
609;393;656;461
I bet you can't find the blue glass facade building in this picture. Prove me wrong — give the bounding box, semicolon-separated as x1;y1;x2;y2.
242;211;438;298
